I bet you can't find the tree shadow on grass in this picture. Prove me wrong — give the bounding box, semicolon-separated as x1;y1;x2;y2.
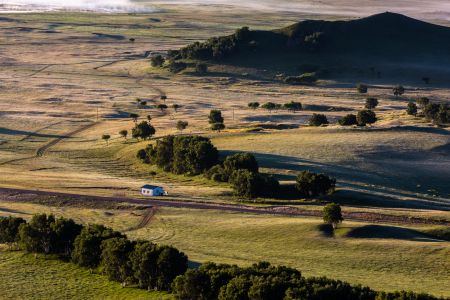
345;225;443;242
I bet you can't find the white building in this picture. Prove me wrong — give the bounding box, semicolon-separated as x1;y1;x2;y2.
141;184;165;196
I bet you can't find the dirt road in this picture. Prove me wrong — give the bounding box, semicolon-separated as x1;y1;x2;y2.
0;187;448;226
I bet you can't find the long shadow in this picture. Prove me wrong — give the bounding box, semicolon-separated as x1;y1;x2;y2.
219;150;450;210
345;225;443;242
0;127;64;139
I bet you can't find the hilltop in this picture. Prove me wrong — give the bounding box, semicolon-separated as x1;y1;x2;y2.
172;12;450;79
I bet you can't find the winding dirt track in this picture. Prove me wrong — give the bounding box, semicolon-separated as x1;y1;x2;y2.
0;187;448;226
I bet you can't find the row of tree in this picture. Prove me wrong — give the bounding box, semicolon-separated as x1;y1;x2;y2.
171;261;439;300
0;214;187;291
248;101;303;112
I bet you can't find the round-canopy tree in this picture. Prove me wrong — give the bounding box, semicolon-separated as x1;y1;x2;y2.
308;114;329;126
295;170;336;197
284;101;302;113
356;109;377;126
208;110;224;124
176;120;188;132
365;98;378;110
406;102;418;116
393;85;405;97
338;114;357;126
248;102;260;110
356;83;368;94
119;130;128;140
322;203;344;229
211;122;225;132
102;134;111;145
132;121;156;140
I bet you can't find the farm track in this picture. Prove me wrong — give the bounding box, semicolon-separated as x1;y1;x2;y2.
124;206;158;232
0;187;448;226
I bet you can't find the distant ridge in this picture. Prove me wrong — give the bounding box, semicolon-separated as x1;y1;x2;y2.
175;12;450;63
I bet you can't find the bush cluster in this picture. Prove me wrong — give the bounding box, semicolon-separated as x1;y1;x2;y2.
137;135;219;175
406;98;449;125
296;170;336;197
205;152;279;199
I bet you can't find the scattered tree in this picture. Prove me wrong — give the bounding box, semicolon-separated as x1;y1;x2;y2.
356;83;368;94
147;115;152;121
309;114;328;126
338;114;358;126
356;109;377;126
208;110;224;124
365;98;379;110
393;85;405;97
129;113;139;123
132;121;156;140
295;170;336;197
160;95;167;103
150;55;165;67
284;101;302;113
417;97;430;109
157;104;168;112
322;203;343;229
248;102;260;110
406;102;418;116
172;104;181;112
261;102;277;113
211;122;225;132
176;120;188;132
119;130;128;140
102;134;111;145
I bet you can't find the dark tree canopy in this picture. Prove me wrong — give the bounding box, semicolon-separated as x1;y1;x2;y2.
132;121;156;140
338;114;358;126
248;102;260;110
0;216;26;244
295;171;336;197
365;98;379;109
208;110;224;124
406;102;417;116
284;101;303;112
393;85;405;97
309;114;329;126
176;120;188;131
356;83;368;94
150;55;165;67
357;110;377;126
100;237;135;285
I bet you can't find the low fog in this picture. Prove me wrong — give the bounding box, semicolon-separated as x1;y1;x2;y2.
2;0;450;21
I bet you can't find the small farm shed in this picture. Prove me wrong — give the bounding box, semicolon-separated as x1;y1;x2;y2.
141;184;165;196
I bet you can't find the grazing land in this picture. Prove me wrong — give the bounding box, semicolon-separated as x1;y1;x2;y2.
0;2;449;299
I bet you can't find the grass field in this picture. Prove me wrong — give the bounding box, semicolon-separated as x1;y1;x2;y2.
0;4;449;298
0;250;171;300
1;201;449;297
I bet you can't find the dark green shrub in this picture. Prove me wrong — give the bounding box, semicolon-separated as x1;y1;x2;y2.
309;114;329;126
295;171;336;197
338;114;357;126
357;110;377;126
0;216;26;244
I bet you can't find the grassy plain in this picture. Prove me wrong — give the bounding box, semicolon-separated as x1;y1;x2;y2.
0;202;449;297
0;4;449;299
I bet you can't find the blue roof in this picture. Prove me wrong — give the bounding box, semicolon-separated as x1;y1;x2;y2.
141;184;162;190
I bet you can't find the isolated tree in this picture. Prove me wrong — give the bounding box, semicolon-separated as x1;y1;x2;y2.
338;114;357;126
157;104;168;112
176;120;188;132
100;237;135;286
248;102;260;110
146;115;152;121
295;171;336;197
356;83;368;94
261;102;277;113
356;109;377;126
119;130;128;140
406;102;418;116
102;134;111;145
211;122;225;132
284;101;302;113
172;104;181;112
322;203;343;229
417;97;430;109
139;101;147;108
393;85;405;97
196;63;208;74
132;121;156;140
129;113;139;123
160;95;167;103
365;98;378;109
309;114;329;126
150;55;165;67
208;110;224;124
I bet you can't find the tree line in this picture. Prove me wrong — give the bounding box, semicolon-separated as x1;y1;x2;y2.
406;97;449;125
0;214;187;290
0;215;441;299
138;136;336;199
